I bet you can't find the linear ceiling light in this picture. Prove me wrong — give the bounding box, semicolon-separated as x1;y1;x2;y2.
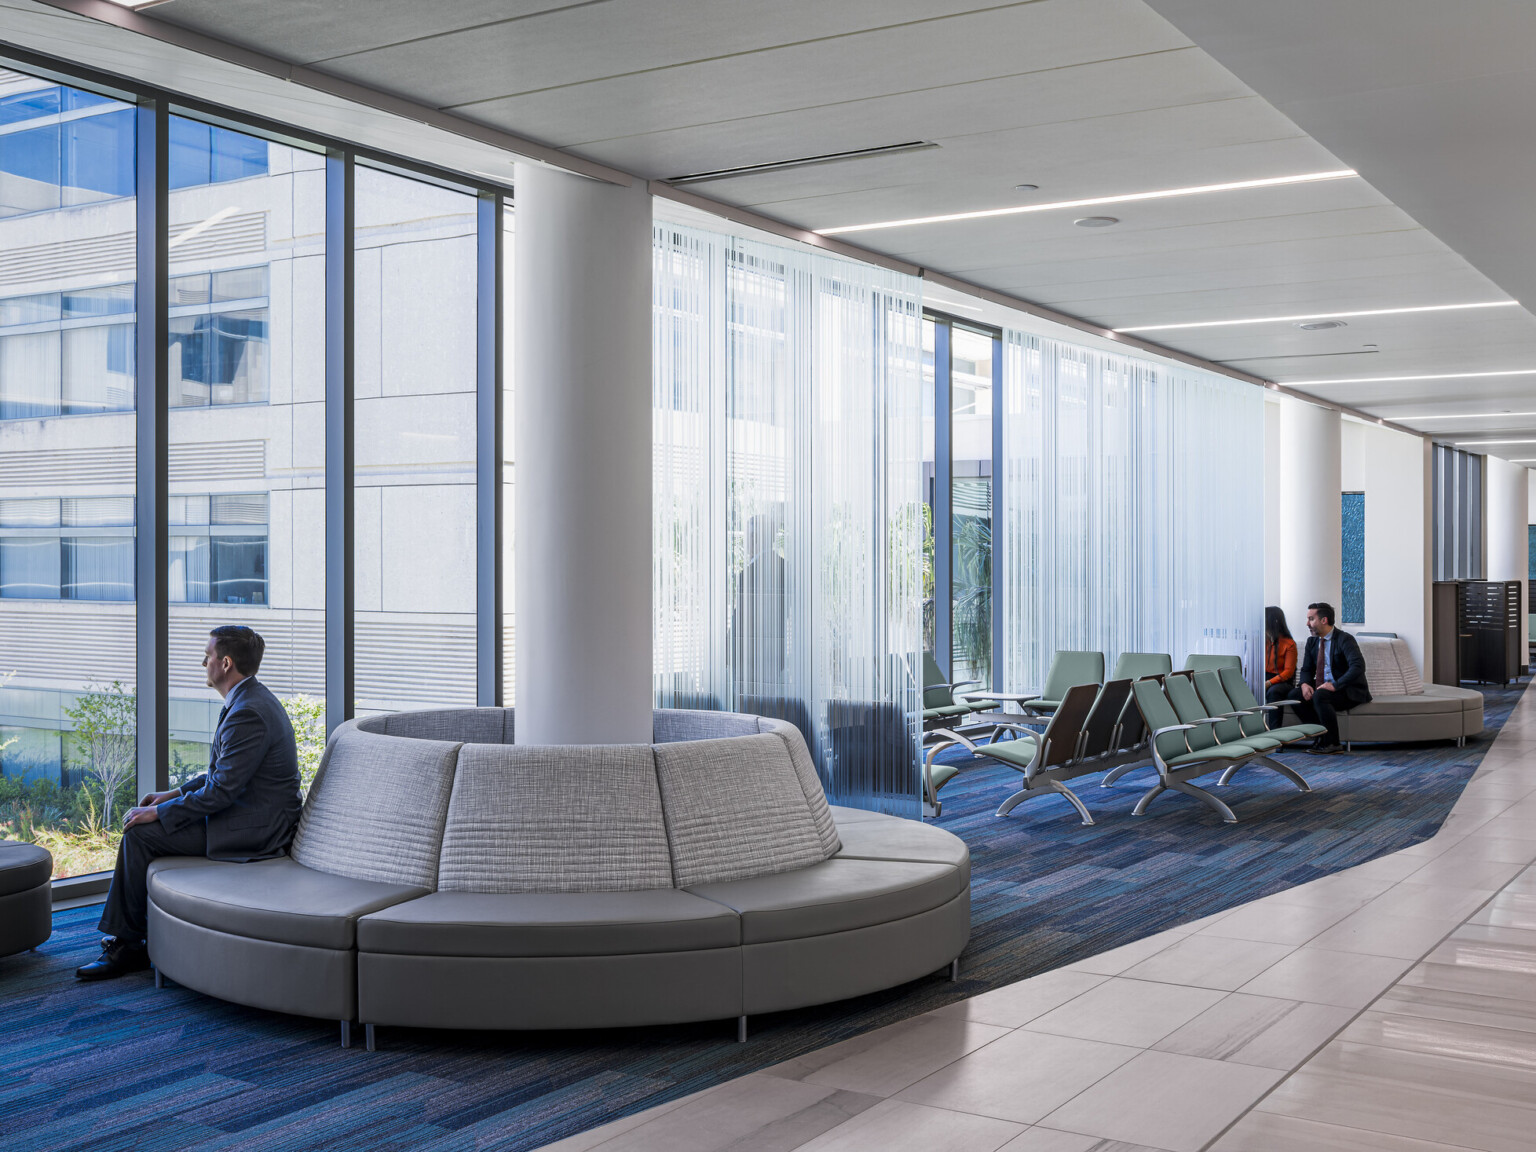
1281;367;1536;387
1115;300;1518;334
1453;439;1536;446
102;0;173;7
1392;410;1536;420
816;169;1357;236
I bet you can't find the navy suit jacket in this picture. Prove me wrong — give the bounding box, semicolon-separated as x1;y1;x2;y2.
157;676;303;860
1297;628;1373;707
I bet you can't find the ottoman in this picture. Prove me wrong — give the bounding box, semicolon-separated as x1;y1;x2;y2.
0;841;53;957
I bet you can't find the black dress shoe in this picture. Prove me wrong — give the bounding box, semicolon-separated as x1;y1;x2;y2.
75;937;150;981
1306;741;1345;756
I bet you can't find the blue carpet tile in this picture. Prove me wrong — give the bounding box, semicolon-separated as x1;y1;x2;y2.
0;683;1524;1151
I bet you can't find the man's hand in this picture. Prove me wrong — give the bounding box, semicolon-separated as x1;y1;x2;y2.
140;789;180;806
1300;683;1314;701
1319;682;1336;693
123;806;161;829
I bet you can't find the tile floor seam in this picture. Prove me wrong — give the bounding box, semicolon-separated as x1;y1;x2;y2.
1198;813;1536;1149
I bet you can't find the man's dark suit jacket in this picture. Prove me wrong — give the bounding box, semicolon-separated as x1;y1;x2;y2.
156;676;303;860
1297;627;1373;707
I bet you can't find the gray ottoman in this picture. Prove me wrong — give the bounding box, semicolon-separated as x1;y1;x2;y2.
0;841;53;957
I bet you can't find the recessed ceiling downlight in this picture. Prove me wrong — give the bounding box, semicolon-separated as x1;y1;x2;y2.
1075;216;1119;228
1014;183;1039;192
1298;320;1347;330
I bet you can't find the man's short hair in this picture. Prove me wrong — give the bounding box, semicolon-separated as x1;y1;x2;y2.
1308;602;1336;626
210;625;264;675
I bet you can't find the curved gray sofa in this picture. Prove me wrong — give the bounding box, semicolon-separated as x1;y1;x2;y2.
146;708;969;1048
0;840;52;958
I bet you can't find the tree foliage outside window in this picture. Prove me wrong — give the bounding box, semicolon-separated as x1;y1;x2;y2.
62;680;136;830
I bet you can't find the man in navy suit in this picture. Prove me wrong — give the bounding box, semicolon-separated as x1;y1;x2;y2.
1285;602;1373;756
77;626;302;981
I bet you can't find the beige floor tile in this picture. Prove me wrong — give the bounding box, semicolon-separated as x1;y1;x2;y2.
1063;928;1189;977
1339;1008;1536;1070
1307;908;1458;960
1000;1129;1173;1151
929;969;1110;1028
1117;933;1292;992
1237;947;1412;1008
1195;899;1353;945
1152;992;1354;1069
1361;882;1496;924
1257;1041;1536;1152
566;1075;877;1152
1445;798;1519;824
792;1098;1025;1152
1370;985;1536;1036
1276;869;1399;907
1023;978;1225;1048
781;1015;1010;1097
1039;1050;1284;1152
1402;855;1528;892
1503;866;1536;895
1392;832;1471;860
1431;838;1536;867
1350;853;1448;883
895;1029;1139;1124
1472;815;1536;840
1466;890;1536;931
1399;958;1536;1005
1432;921;1536;967
538;1091;705;1152
1210;1109;1487;1151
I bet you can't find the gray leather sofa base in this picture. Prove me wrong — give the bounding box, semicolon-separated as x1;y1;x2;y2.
358;947;744;1030
1279;684;1484;746
0;885;51;958
149;903;356;1020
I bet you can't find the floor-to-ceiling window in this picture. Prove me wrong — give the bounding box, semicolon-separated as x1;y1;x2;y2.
166;116;327;787
1432;444;1484;581
0;68;136;876
352;167;477;715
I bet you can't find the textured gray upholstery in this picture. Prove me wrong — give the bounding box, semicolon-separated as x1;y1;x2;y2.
688;857;964;944
357;889;739;956
292;724;459;889
148;856;427;950
437;743;673;893
655;734;829;887
757;717;841;856
0;840;52;896
828;805;887;824
652;708;761;743
358;949;744;1030
149;903;358;1021
833;815;971;884
382;708;512;744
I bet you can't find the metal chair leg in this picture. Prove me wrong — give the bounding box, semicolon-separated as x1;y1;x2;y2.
1216;762;1243;787
1131;783;1166;815
1253;755;1311;792
1101;761;1148;787
1168;779;1238;823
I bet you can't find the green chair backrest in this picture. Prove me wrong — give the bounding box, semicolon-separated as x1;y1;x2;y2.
1219;666;1263;712
1193;670;1262;740
1042;650;1105;701
922;652;954;708
1529;615;1536;642
1183;653;1243;674
1132;678;1192;762
1162;673;1220;752
1111;652;1173;681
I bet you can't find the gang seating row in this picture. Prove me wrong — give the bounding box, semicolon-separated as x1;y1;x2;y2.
927;667;1314;824
146;708;970;1050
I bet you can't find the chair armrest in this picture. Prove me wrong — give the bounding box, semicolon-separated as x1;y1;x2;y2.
1152;723;1199;738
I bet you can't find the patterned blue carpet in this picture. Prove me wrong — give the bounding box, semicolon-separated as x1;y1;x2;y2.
0;684;1523;1151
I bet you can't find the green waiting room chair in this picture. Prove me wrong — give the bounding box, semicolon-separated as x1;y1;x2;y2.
1111;652;1173;681
1183;653;1243;675
1020;650;1105;719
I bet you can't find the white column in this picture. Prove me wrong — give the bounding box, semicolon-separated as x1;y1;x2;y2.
514;164;652;744
1278;397;1341;632
1487;454;1530;626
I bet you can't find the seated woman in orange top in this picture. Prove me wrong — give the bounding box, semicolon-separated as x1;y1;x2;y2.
1265;606;1298;716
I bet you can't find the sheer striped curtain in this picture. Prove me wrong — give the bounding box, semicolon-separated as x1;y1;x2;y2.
652;222;924;815
1001;330;1263;691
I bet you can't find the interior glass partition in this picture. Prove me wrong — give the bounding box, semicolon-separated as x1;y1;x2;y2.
1432;444;1484;581
651;222;924;815
0;68;137;876
166;116;326;787
352;166;477;715
949;326;994;686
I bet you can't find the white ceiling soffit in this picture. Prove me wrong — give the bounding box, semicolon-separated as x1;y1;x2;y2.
8;0;1535;458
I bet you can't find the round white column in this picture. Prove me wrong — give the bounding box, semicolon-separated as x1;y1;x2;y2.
514;164;652;744
1278;397;1342;631
1487;454;1530;622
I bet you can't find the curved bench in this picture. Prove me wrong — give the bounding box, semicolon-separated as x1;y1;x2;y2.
0;840;52;958
147;708;969;1047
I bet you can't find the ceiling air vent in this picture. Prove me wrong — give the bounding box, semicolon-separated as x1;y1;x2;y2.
665;141;939;186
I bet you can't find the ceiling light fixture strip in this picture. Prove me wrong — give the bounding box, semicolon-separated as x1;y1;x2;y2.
1283;368;1536;387
1116;300;1519;334
816;169;1358;235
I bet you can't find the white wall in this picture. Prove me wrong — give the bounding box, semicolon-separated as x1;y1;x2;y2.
1278;396;1341;638
1488;455;1530;633
1346;421;1432;673
1263;396;1282;608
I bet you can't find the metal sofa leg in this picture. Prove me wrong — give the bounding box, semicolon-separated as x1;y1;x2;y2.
340;1021;352;1049
365;1023;376;1052
737;1016;748;1043
1168;779;1238;823
154;967;163;990
1253;755;1311;793
949;958;960;982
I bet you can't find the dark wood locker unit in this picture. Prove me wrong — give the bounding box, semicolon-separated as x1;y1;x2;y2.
1434;580;1522;686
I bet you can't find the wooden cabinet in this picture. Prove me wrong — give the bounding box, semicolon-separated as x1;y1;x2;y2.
1433;579;1522;686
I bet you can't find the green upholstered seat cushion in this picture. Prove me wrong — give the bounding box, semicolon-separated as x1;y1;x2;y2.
1025;699;1061;712
928;765;960;791
1266;725;1322;742
1221;734;1282;753
923;704;973;720
980;736;1039;769
1165;746;1246;766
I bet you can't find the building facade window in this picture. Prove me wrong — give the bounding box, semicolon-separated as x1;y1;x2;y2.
0;283;135;419
169;266;269;407
168;493;268;605
0;498;135;602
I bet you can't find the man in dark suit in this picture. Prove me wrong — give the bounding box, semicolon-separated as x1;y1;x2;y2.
77;625;302;980
1285;601;1372;755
